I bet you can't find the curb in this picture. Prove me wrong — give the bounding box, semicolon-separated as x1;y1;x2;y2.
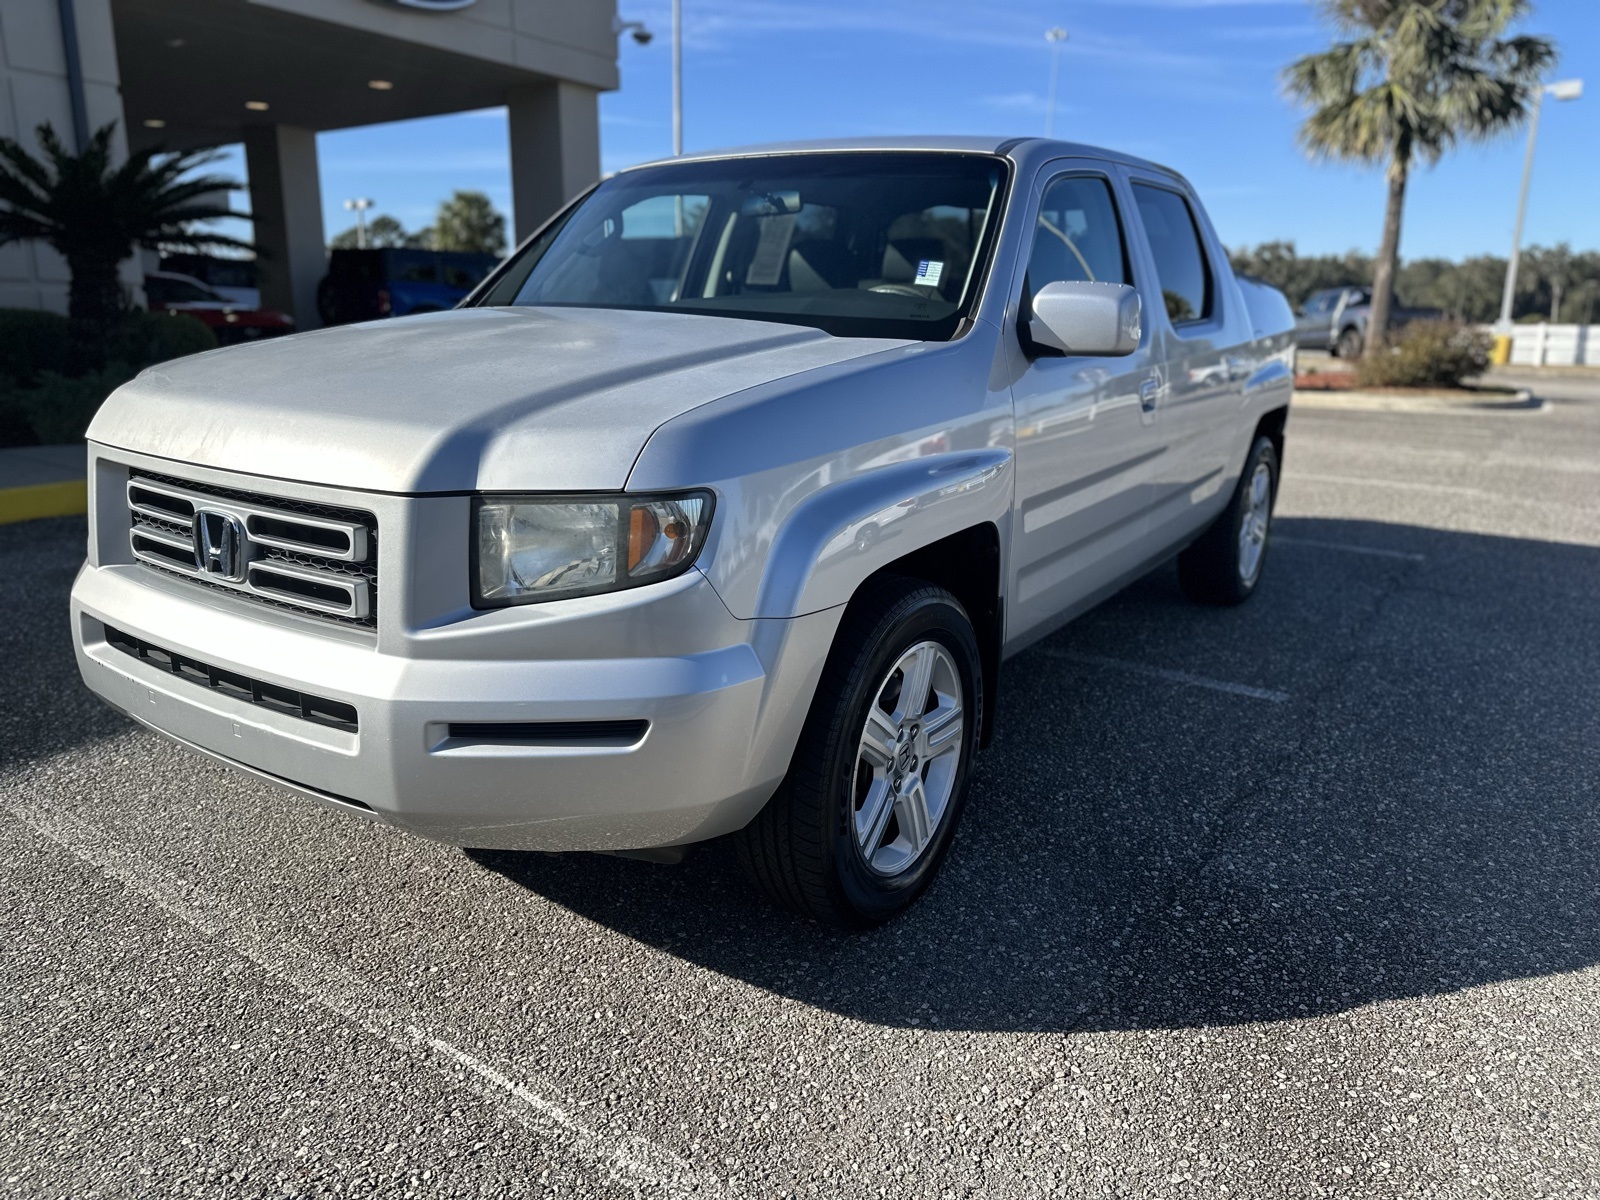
0;479;89;525
1292;386;1543;415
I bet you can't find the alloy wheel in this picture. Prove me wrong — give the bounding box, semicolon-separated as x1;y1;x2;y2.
851;640;965;877
1237;460;1272;584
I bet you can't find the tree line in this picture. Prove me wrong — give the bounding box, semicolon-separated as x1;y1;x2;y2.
1229;241;1600;326
329;189;507;256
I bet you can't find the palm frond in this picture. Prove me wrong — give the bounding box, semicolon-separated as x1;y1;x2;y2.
0;212;54;247
0;136;54;198
0;119;252;325
144;230;256;255
1286;0;1556;173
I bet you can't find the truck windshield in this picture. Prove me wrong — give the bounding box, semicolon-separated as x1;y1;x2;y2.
475;152;1010;340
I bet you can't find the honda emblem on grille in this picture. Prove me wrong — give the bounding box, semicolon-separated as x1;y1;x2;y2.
193;510;248;581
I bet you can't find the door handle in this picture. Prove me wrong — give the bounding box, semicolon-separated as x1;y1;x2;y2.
1139;378;1160;412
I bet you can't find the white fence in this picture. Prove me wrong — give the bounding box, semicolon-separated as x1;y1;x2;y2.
1482;324;1600;367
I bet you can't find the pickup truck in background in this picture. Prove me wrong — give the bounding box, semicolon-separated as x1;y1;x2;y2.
72;137;1295;928
316;247;501;326
1294;285;1443;358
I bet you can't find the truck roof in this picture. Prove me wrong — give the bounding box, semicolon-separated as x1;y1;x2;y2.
623;136;1182;183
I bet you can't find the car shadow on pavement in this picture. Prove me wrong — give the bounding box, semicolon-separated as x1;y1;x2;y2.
469;517;1600;1034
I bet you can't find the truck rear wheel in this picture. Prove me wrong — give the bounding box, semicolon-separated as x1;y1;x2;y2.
735;577;981;929
1178;435;1278;606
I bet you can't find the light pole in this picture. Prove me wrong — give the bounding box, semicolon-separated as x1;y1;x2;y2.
1044;27;1068;139
672;0;683;156
1497;78;1583;330
343;197;374;249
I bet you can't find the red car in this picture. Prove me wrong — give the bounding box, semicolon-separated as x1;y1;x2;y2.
143;271;295;345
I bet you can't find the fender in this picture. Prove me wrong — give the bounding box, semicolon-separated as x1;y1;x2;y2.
750;449;1012;619
1244;355;1293;399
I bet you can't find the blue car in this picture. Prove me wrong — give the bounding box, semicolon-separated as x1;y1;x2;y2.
317;248;501;326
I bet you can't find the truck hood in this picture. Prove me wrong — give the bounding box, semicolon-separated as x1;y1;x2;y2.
89;307;910;493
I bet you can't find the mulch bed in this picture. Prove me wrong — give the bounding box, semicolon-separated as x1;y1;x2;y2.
1294;372;1358;390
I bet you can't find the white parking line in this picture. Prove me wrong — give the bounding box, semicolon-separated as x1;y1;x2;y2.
1273;534;1426;562
1289;472;1490;497
1038;649;1290;703
8;803;727;1199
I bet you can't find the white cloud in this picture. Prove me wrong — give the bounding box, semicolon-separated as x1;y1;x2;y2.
977;91;1083;118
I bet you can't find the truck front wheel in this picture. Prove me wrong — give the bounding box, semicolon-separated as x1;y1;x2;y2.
736;577;982;928
1335;327;1362;359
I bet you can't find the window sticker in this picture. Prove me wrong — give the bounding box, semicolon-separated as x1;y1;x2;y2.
915;259;945;289
746;214;797;286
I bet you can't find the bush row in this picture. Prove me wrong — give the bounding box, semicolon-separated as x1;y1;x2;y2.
0;308;217;446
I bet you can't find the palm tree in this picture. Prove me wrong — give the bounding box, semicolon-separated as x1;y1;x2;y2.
1285;0;1554;355
0;121;250;332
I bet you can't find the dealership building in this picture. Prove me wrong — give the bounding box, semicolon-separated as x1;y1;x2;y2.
0;0;619;326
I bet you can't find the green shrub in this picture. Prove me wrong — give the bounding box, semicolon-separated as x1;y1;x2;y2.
109;309;217;367
2;362;141;446
0;308;216;444
0;399;41;447
1355;318;1493;389
0;309;75;383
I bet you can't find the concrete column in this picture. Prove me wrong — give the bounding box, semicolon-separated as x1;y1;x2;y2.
243;124;325;330
507;82;601;244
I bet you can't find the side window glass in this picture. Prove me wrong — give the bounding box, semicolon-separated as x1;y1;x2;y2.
1132;183;1212;324
1026;175;1127;295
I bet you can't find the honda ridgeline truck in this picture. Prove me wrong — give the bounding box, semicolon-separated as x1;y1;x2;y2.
72;138;1294;927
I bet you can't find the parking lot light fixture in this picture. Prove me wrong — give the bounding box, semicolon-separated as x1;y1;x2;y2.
1497;78;1583;330
343;197;374;249
1045;27;1068;139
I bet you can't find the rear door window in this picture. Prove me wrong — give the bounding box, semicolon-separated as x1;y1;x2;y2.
1132;183;1212;324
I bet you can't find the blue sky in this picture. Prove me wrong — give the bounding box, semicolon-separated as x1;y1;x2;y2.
293;0;1597;260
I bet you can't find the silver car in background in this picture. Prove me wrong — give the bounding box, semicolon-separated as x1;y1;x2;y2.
71;137;1294;927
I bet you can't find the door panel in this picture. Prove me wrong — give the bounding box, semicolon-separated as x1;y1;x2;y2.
1295;295;1333;349
1007;164;1166;644
1124;175;1238;548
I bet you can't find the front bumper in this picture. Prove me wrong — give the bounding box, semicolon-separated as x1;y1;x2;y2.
71;473;838;851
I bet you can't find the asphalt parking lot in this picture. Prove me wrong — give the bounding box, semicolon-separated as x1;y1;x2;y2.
2;374;1597;1199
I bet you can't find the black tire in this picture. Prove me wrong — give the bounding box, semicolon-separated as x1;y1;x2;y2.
1335;327;1362;359
1178;435;1278;606
735;576;982;929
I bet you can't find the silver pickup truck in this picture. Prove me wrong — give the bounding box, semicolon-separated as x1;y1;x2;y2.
71;137;1294;927
1293;285;1443;359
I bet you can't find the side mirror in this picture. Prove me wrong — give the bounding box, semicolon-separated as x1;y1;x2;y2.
1027;280;1141;357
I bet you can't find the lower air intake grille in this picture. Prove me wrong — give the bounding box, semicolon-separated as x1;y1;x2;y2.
105;625;359;733
446;721;648;746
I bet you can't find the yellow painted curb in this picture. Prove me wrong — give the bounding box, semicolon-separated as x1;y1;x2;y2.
0;479;88;525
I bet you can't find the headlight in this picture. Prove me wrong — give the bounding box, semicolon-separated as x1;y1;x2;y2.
472;491;713;607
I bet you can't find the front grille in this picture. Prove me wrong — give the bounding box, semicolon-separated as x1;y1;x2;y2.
126;470;378;627
104;624;359;732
